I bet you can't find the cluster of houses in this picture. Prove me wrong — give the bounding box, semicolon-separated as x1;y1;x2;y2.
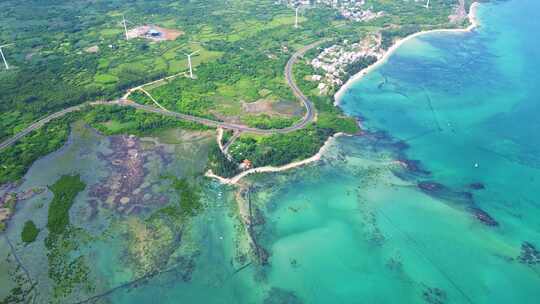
276;0;385;22
309;35;384;94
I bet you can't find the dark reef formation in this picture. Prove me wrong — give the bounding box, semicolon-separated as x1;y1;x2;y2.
417;181;498;227
468;182;485;190
89;135;169;215
263;287;302;304
350;129;500;228
422;286;447;304
417;181;473;203
396;158;431;175
517;242;540;265
468;207;499;227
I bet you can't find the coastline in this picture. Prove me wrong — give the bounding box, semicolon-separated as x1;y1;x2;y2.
206;132;347;185
334;1;480;105
206;2;481;185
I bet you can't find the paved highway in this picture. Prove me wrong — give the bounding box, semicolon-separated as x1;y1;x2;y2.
0;105;86;151
0;41;324;151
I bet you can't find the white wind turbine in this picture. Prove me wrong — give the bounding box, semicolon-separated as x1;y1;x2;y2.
425;0;430;9
121;14;133;41
0;44;14;70
295;6;300;28
293;4;309;29
184;50;200;79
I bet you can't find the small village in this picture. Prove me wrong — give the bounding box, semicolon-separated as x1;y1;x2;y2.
277;0;385;22
309;34;384;94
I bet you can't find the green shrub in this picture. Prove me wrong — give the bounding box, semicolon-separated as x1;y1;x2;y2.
21;220;39;243
47;174;86;235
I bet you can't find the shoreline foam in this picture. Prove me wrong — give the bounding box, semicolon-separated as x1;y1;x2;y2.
334;2;480;105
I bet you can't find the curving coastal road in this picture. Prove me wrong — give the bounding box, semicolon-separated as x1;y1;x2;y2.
0;105;86;151
0;40;324;151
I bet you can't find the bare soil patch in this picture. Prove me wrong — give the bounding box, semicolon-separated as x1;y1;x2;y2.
85;45;100;53
127;25;184;42
242;99;302;117
242;100;273;114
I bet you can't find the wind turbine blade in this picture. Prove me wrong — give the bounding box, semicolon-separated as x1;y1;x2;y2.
0;48;9;70
0;44;14;48
184;50;200;56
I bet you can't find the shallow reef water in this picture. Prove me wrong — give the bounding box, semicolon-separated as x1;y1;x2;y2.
246;0;540;302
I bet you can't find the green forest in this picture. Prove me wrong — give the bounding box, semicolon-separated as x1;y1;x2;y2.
0;0;462;183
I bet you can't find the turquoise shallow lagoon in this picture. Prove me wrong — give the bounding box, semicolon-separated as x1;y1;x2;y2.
256;0;540;302
250;0;540;302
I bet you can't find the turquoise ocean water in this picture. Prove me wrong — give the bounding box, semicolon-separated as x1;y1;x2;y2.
259;0;540;302
1;0;539;303
248;0;540;302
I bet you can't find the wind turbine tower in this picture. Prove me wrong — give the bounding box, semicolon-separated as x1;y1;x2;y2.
122;14;129;40
185;50;200;79
294;6;300;28
425;0;430;9
0;44;14;70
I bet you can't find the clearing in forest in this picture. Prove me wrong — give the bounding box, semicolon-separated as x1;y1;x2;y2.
127;25;184;41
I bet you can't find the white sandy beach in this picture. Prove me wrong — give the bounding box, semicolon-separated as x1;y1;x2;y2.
206;132;347;185
334;2;480;105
